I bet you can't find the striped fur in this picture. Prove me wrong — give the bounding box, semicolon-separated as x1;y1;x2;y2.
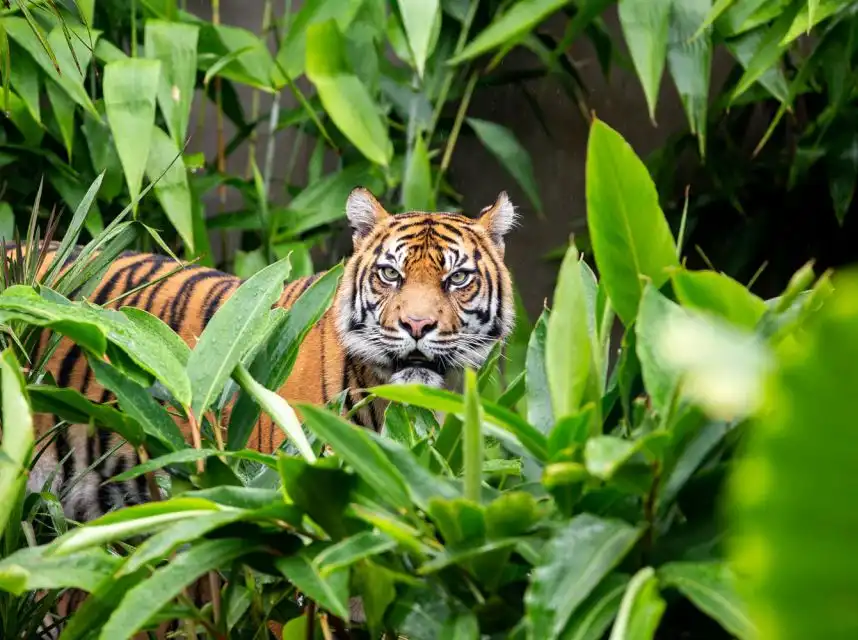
16;188;516;637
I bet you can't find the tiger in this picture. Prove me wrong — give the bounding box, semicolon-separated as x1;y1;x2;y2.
13;187;517;637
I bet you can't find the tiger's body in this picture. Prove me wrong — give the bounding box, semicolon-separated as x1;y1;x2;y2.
15;188;517;638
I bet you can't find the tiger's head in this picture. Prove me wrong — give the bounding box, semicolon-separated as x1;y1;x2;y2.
335;187;517;388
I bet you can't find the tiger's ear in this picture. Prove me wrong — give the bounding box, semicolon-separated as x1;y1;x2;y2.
346;187;390;245
478;191;518;253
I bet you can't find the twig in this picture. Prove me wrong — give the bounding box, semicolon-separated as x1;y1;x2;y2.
434;71;478;194
188;411;205;474
136;446;161;502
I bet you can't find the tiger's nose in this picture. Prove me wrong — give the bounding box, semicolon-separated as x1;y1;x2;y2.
400;316;437;339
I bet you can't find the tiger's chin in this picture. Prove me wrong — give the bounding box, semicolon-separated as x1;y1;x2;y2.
389;366;446;388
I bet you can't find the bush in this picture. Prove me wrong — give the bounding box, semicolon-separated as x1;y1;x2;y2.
0;116;853;640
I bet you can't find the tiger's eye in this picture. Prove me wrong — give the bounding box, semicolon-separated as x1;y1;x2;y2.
448;271;470;286
379;266;400;283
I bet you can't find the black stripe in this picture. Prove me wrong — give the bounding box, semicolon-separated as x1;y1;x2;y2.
123;258;173;308
167;270;228;331
201;279;239;327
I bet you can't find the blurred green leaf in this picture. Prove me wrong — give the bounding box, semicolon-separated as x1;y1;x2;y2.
297;404;413;511
187;256;291;418
450;0;570;64
306;20;392;166
8;44;41;124
397;0;440;77
234;248;267;279
608;567;665;640
144;20;199;144
82;107;125;202
45;79;76;160
586;119;678;325
463;368;483;502
658;561;755;639
275;543;351;620
145;125;195;251
100;538;253;639
728;270;858;640
618;0;672;121
560;573;630;640
525;514;643;640
828;132;858;225
0;349;32;537
315;531;397;575
671;269;767;330
546;243;598;424
6;90;43;144
103;58;162;208
667;0;712;155
468;117;543;215
404;133;435;211
0;546;121;596
526;310;553;433
0;202;14;243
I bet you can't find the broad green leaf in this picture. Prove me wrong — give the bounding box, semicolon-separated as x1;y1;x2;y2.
81;108;125;202
608;567;665;640
0;546;121;596
526;310;553;433
315;531;397;575
586;119;678;325
120;307;190;367
525;514;643;639
103;58;161;207
87;356;185;451
144;125;195;251
618;0;672;121
27;384;142;446
354;562;398;638
51;498;223;556
305;21;392;166
671;269;767;330
233;364;316;462
667;0;713;155
8;43;40;123
109;448;276;484
275;545;351;620
371;384;549;462
724;26;789;103
728;271;858;640
5;90;42;144
228;264;342;449
546;243;597;423
144;20;199;144
560;573;630;640
781;0;842;45
403;133;435;210
468;117;543;215
2;18;98;115
0;202;14;243
658;561;754;639
585;436;640;480
397;0;440;77
99;538;252;640
296;404;412;511
279;456;356;539
188;256;291;418
45;79;76;160
450;0;571;64
195;21;281;90
0;349;33;536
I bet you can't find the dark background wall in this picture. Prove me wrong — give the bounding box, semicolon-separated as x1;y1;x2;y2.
187;2;731;319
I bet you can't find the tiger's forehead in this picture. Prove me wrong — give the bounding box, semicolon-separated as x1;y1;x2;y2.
371;213;484;271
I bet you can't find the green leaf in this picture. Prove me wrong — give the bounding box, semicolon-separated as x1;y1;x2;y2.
99;538;252;640
145;125;195;251
666;0;713;155
468;117;543;215
8;44;41;124
403;133;435;211
228;264;342;449
103;58;161;207
670;269;767;330
658;561;754;639
397;0;440;77
608;567;665;640
2;18;98;116
354;562;397;637
144;20;199;144
525;514;643;639
275;544;351;620
315;531;397;575
450;0;571;64
0;546;121;596
546;243;598;423
0;202;14;243
463;368;483;503
724;26;789;103
188;256;291;418
585;119;678;325
584;436;641;481
828;131;858;225
370;384;549;462
618;0;672;121
560;574;630;640
296;404;412;511
120;307;190;367
305;21;392;166
728;271;858;640
5;90;42;144
526;310;553;434
81;108;125;202
45;78;76;160
0;349;33;536
109;448;275;484
87;356;185;451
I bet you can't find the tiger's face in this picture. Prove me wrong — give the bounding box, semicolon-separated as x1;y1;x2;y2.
336;188;517;388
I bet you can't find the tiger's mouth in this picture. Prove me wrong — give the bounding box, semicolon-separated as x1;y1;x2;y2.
391;351;446;375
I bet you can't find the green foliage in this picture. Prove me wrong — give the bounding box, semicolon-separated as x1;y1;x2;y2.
0;116;849;640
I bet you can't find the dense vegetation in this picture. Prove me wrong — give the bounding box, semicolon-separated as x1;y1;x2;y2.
0;0;857;639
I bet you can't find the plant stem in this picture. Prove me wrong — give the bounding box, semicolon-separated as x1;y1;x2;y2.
434;71;478;196
246;0;274;180
463;369;483;503
130;0;137;57
188;410;205;474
